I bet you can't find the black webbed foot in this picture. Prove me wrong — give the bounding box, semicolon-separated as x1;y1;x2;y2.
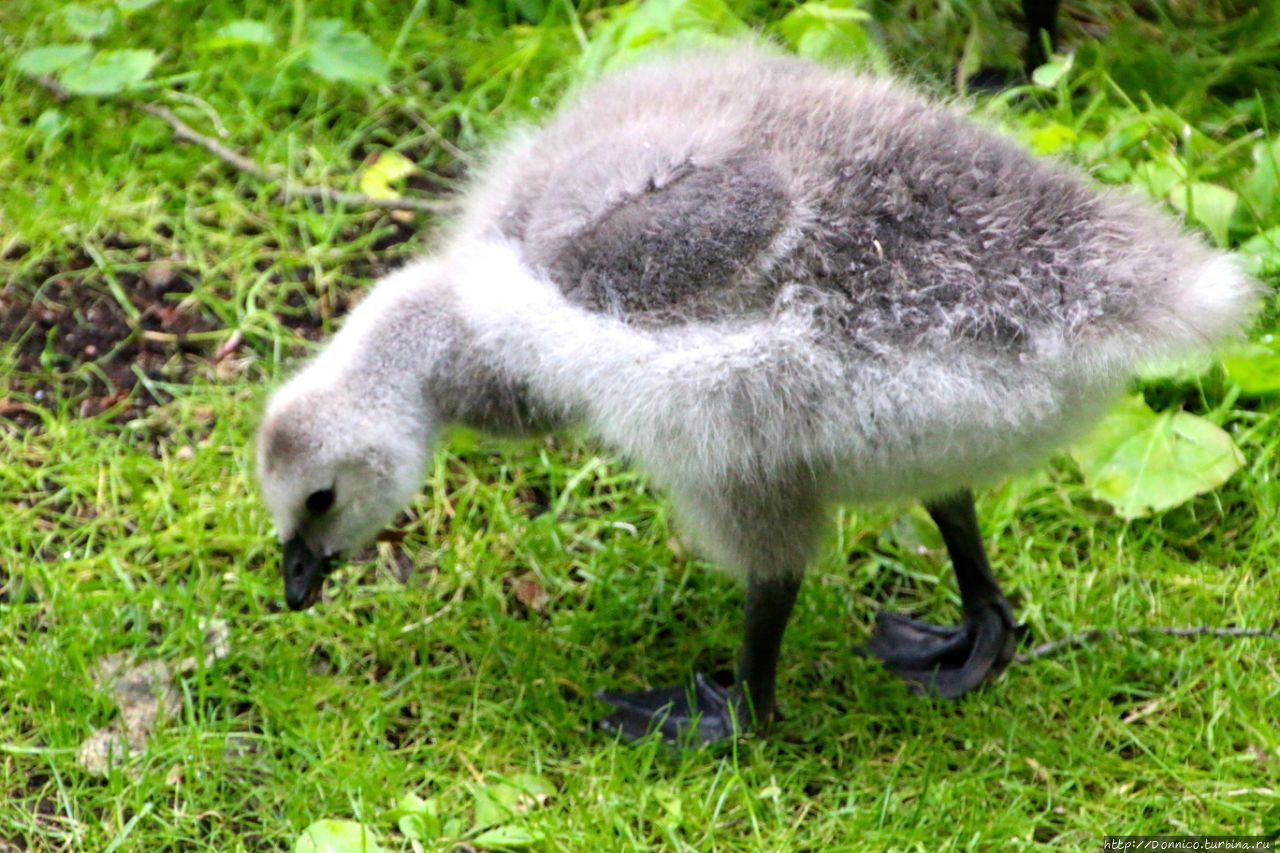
596;673;740;745
862;600;1017;698
965;66;1023;93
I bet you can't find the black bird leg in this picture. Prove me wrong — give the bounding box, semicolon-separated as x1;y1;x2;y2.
968;0;1061;91
863;490;1018;698
597;574;802;745
737;575;802;730
1022;0;1062;73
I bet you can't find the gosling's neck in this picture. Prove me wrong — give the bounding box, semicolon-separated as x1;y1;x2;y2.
313;256;560;438
425;292;563;437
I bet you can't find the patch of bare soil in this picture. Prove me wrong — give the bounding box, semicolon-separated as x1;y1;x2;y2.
2;221;424;427
1;249;218;425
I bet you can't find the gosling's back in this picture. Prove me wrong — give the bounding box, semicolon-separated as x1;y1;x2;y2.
463;46;1245;365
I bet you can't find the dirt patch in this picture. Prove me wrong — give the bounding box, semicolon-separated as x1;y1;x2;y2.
0;251;218;425
2;219;425;426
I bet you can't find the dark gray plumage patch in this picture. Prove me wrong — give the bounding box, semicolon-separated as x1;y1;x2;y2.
259;418;304;473
534;156;789;317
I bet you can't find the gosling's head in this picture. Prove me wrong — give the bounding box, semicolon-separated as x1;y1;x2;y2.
256;378;434;610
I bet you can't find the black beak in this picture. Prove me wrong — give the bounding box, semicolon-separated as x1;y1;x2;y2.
282;536;338;611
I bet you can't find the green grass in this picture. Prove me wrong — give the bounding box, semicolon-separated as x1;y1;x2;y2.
3;0;1280;849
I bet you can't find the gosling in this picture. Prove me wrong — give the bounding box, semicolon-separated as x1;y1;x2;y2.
255;45;1258;744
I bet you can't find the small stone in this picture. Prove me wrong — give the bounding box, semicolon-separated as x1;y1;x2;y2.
144;263;178;290
514;576;550;614
77;729;132;777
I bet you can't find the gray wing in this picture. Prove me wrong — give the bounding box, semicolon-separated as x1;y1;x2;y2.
517;153;791;320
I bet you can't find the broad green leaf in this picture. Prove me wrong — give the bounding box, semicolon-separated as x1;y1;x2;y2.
15;44;94;76
1132;159;1184;201
383;792;441;842
116;0;160;11
1239;226;1280;278
293;819;385;853
358;151;418;200
472;826;543;850
1221;336;1280;395
1071;395;1243;518
61;4;116;38
206;19;275;49
59;48;158;95
383;791;431;821
777;2;886;70
579;0;749;76
473;774;554;829
1243;137;1280;221
305;19;388;86
1092;157;1133;184
1028;122;1076;156
1030;52;1073;88
397;813;438;842
497;774;555;810
1169;181;1238;248
473;790;508;831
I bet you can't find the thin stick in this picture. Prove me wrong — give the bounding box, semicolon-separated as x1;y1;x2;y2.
33;75;456;214
1017;624;1280;662
393;100;474;166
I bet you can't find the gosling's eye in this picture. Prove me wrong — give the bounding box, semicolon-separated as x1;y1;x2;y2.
306;488;336;515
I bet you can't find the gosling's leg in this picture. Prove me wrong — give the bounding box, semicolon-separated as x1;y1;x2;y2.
1022;0;1062;73
737;574;803;731
863;490;1018;698
596;574;802;745
967;0;1061;91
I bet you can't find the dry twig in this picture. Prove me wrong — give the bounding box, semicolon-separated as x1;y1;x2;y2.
34;75;456;214
1017;624;1280;663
